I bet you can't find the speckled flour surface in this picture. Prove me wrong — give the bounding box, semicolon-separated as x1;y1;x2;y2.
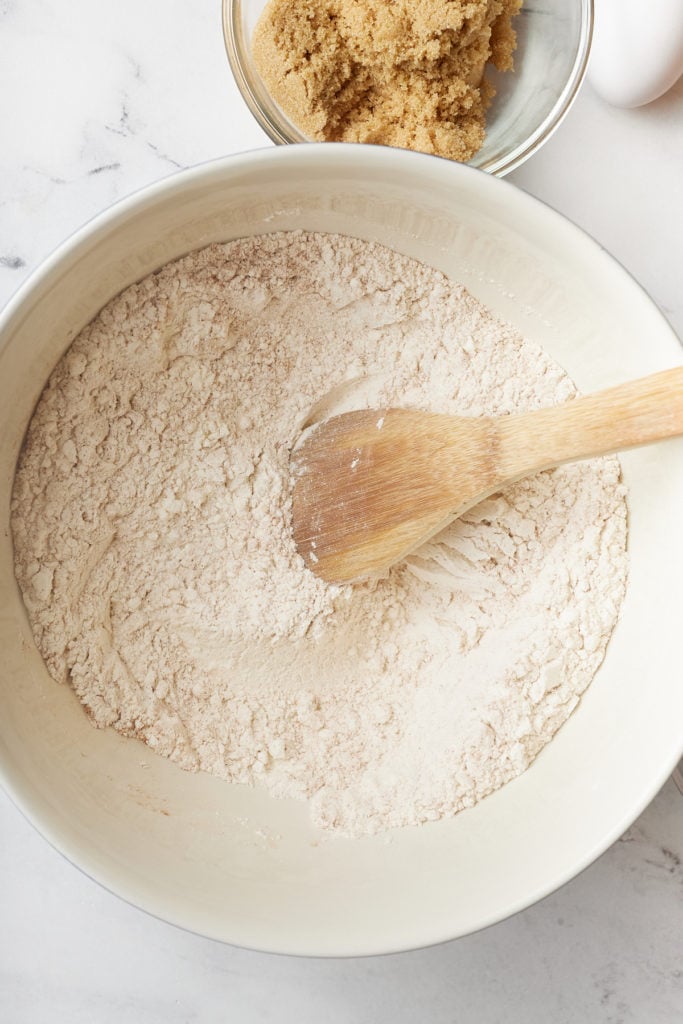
11;231;628;837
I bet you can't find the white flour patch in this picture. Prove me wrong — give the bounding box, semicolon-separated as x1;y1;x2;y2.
11;232;628;837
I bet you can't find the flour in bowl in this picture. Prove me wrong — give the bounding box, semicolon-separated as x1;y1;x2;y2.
11;232;628;837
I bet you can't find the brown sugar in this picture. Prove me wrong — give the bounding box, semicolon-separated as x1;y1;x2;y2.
252;0;522;162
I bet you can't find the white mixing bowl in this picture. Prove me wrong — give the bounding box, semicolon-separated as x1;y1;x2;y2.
1;146;681;956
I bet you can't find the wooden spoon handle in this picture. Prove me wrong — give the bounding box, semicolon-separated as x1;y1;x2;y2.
496;365;683;478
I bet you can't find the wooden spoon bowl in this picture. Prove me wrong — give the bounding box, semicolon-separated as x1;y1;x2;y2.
291;366;683;583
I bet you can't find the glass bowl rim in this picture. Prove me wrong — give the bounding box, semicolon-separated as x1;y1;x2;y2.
222;0;594;177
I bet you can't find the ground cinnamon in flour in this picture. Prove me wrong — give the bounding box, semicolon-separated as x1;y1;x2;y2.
252;0;522;161
11;232;628;838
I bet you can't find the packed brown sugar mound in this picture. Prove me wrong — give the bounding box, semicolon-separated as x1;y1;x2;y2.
252;0;522;162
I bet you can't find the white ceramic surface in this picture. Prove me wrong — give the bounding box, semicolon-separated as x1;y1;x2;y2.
1;144;682;957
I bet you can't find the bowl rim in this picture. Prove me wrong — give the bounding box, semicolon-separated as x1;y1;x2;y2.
221;0;594;177
1;144;681;957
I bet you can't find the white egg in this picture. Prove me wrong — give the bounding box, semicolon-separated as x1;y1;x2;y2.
589;0;683;108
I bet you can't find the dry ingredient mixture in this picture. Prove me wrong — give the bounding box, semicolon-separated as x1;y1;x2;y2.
11;232;628;838
252;0;522;162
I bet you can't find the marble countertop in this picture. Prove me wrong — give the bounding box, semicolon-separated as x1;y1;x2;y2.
1;2;682;1020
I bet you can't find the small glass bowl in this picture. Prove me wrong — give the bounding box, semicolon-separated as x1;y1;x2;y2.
223;0;593;177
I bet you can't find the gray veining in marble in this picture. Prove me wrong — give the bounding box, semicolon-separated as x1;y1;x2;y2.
0;2;681;1021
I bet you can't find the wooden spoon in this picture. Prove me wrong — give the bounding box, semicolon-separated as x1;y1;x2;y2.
291;366;683;584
